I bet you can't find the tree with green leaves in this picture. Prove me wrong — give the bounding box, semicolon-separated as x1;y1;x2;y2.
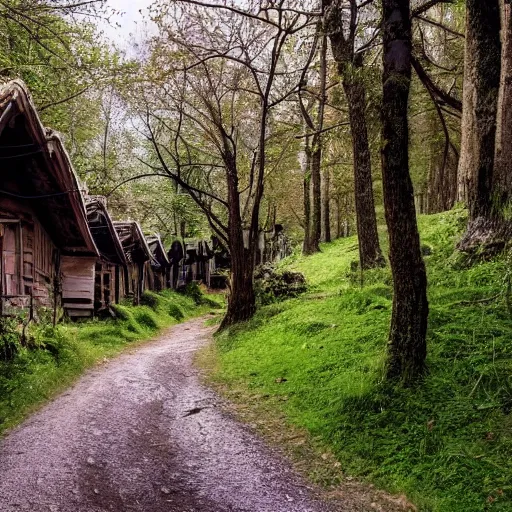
134;0;317;328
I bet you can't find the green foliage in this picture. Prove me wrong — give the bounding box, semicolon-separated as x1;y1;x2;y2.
0;291;209;434
168;304;185;321
179;282;224;309
181;282;204;305
254;264;308;305
0;317;23;360
140;290;161;310
133;307;161;331
211;209;512;512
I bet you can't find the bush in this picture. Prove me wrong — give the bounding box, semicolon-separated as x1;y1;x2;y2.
180;282;204;305
254;264;307;305
133;307;160;331
0;317;23;360
178;282;223;309
140;291;161;310
111;305;144;334
169;304;185;320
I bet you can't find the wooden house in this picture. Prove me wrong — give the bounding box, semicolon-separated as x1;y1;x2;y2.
167;240;184;289
86;197;127;312
208;236;230;289
195;240;213;285
146;235;171;292
0;80;99;319
113;221;153;304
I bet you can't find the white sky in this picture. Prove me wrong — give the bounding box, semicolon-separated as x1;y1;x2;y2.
100;0;155;49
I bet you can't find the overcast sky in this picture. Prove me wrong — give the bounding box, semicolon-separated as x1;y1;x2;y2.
100;0;155;48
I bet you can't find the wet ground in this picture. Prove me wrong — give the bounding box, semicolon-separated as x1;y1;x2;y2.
0;318;347;512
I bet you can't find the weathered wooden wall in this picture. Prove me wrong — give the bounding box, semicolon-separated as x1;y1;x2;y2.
1;198;56;315
61;256;96;318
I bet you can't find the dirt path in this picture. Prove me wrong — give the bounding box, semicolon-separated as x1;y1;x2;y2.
0;317;352;512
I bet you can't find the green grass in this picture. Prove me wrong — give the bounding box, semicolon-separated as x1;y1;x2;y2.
208;207;512;511
0;289;220;434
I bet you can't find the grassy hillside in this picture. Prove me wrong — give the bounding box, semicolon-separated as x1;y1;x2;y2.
0;289;220;434
208;208;512;511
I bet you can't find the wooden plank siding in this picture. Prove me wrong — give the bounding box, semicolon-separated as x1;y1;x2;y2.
61;256;96;318
0;201;56;314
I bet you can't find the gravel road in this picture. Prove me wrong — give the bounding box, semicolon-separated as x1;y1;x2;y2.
0;317;343;512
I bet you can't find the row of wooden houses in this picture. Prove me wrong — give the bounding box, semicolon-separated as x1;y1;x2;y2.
0;80;291;321
0;80;221;320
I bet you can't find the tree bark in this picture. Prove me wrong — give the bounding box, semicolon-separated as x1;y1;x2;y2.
457;0;501;220
382;0;429;384
221;244;256;328
309;30;328;253
425;109;459;214
335;195;342;238
310;144;322;252
302;141;313;255
309;144;322;253
219;149;256;329
494;0;512;207
323;0;385;269
343;77;385;269
323;164;331;242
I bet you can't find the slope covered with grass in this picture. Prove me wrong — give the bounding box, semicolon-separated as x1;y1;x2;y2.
0;289;219;434
210;208;512;511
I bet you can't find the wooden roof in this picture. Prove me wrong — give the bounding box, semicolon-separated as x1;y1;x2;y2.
0;80;98;256
113;221;154;264
86;197;127;267
147;235;171;269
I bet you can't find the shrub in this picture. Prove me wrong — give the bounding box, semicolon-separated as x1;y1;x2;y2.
140;291;161;310
169;304;185;320
180;282;204;305
254;264;307;305
0;317;23;360
133;307;160;331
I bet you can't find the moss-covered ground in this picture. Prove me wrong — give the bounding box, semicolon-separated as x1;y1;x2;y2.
207;208;512;511
0;289;221;435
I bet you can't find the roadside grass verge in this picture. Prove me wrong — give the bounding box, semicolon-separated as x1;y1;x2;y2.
0;289;223;435
202;208;512;512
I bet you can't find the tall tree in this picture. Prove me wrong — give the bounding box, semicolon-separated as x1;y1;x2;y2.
409;3;465;214
301;133;313;254
457;0;501;220
298;23;327;255
310;28;328;252
139;1;314;328
323;0;385;269
323;160;331;242
381;0;429;383
494;0;512;208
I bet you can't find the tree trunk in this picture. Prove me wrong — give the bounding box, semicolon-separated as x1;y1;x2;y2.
335;195;342;238
221;245;256;329
381;0;428;384
425;112;458;214
220;150;256;329
494;0;512;207
323;0;385;269
457;0;501;220
343;78;385;269
310;143;322;252
323;165;331;242
302;142;313;255
309;30;328;254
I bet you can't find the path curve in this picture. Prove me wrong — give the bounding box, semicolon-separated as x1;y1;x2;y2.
0;317;343;512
